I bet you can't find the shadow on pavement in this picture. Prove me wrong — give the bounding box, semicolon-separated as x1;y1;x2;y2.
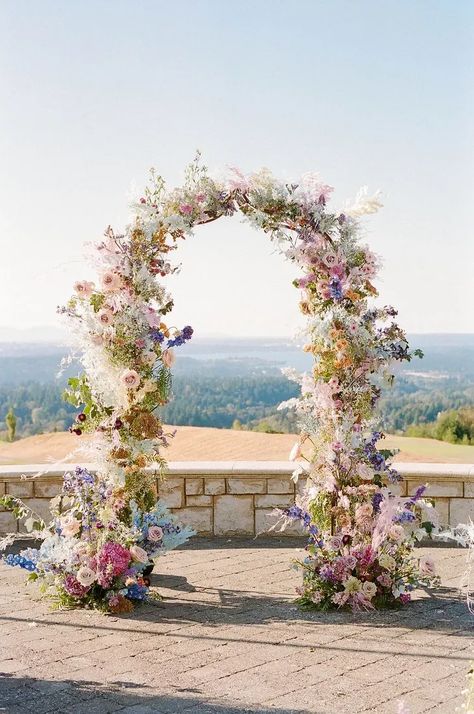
0;673;314;714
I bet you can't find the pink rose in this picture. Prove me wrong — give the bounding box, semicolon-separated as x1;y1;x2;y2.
162;349;175;368
179;203;193;215
147;526;163;542
98;308;114;326
74;280;95;297
130;545;149;563
101;271;123;292
60;514;81;537
121;369;140;389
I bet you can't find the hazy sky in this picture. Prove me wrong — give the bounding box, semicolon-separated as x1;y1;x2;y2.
1;0;473;338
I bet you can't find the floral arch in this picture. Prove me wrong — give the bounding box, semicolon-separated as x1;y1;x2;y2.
2;156;438;612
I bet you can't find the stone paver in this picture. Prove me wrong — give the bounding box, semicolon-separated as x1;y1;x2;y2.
0;539;471;713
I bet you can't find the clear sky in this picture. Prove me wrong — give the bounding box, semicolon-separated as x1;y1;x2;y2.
1;0;473;339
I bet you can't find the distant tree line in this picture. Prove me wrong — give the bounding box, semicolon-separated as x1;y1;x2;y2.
0;374;473;443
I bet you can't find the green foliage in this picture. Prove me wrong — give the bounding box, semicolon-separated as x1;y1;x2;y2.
405;407;474;445
5;406;16;441
154;366;172;405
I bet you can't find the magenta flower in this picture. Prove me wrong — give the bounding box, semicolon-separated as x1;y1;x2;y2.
96;541;131;587
63;574;90;598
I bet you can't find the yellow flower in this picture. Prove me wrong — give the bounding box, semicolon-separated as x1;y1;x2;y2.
344;576;362;593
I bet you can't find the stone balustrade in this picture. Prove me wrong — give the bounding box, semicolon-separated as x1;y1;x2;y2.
0;461;473;536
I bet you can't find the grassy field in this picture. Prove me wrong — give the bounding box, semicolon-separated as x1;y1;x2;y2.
0;427;473;465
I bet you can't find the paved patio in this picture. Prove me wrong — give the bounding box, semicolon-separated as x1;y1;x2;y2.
0;539;471;714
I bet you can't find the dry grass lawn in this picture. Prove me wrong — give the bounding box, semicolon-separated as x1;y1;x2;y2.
0;426;473;465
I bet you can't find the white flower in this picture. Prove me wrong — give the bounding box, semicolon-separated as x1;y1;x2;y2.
362;581;377;600
388;525;405;542
291;466;304;483
346;186;383;217
76;566;96;587
378;553;396;572
289;442;301;461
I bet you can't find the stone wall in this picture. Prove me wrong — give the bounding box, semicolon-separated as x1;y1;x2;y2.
1;461;473;536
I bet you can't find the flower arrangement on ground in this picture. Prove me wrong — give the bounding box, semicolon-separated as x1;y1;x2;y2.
2;154;438;612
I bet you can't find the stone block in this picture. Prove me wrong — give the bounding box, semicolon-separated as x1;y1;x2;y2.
296;477;308;497
185;478;203;495
6;480;34;497
227;478;265;495
186;494;212;506
255;494;295;508
34;480;62;498
267;477;294;494
21;498;53;523
204;478;226;495
214;495;254;536
396;479;408;497
173;507;212;535
0;510;18;533
157;478;184;508
255;508;305;536
450;498;474;526
0;481;5;495
464;482;474;498
433;498;449;526
408;479;463;498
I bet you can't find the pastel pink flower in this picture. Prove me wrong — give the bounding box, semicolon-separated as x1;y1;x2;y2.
145;307;160;327
162;349;175;368
101;271;123;292
121;369;141;389
147;526;163;542
179;203;193;215
60;514;81;537
74;280;95;297
97;308;114;326
130;545;149;563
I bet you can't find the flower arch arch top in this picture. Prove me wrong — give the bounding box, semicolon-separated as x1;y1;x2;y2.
3;156;437;612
